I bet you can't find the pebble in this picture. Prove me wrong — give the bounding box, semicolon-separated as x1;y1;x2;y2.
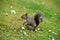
48;30;51;32
23;31;28;36
37;28;40;31
11;10;16;14
21;27;25;30
5;13;8;16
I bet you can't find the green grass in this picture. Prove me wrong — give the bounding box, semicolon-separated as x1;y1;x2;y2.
0;0;60;40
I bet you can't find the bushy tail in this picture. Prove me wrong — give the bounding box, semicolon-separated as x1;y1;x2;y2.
34;13;43;26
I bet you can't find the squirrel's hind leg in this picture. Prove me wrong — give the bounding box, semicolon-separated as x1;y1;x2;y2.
26;24;35;31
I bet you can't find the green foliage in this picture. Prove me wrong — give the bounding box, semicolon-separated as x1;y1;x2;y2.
0;0;60;40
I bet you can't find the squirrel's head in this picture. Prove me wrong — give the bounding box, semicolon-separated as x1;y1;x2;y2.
21;13;28;19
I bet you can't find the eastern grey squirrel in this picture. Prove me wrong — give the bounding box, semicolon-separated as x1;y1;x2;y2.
21;12;43;31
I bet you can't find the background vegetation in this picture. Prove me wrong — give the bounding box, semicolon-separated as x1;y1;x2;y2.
0;0;60;40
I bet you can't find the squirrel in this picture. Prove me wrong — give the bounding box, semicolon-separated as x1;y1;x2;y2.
21;12;43;31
